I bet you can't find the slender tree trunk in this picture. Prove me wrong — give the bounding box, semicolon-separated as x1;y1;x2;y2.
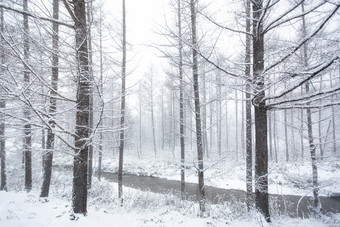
209;81;213;154
252;0;270;221
171;92;176;160
300;110;304;161
161;87;165;150
301;2;320;212
98;6;103;181
241;89;245;159
318;77;323;160
86;1;94;190
169;91;173;151
118;0;126;202
41;127;45;153
290;103;295;161
151;73;157;158
235;89;239;161
306;83;320;211
330;74;336;154
225;98;229;152
245;0;252;211
300;86;305;162
40;0;59;198
139;84;142;157
71;0;91;214
284;82;289;162
178;0;186;200
190;0;205;215
268;109;273;161
0;2;7;191
217;73;222;157
23;0;32;192
273;109;278;163
202;72;208;158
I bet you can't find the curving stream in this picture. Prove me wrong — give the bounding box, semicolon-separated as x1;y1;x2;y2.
100;172;340;218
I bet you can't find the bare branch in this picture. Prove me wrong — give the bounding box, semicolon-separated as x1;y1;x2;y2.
263;4;340;74
0;3;74;28
264;56;339;102
61;0;79;24
198;8;253;37
266;86;340;108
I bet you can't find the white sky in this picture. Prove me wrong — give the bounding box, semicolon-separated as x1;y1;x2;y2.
105;0;169;83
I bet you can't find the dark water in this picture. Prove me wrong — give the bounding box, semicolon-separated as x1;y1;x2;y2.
101;172;340;218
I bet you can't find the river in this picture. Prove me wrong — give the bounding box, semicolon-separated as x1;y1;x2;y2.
100;171;340;218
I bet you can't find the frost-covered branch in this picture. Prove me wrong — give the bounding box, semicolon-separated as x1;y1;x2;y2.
264;56;339;102
0;3;74;28
263;3;340;74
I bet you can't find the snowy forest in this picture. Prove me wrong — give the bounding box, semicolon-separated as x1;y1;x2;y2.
0;0;340;226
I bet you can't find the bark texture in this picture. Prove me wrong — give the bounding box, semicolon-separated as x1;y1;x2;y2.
0;0;7;192
252;0;270;222
71;0;90;214
178;0;186;201
118;0;126;201
190;0;205;215
245;0;252;211
40;0;59;198
23;0;32;192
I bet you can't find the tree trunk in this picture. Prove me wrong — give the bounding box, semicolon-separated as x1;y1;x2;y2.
173;92;176;154
241;88;245;159
301;2;320;212
268;110;273;161
98;5;103;181
245;0;252;211
0;1;7;192
273;109;278;163
330;74;336;154
306;83;320;211
318;77;323;160
169;90;173;151
225;97;229;152
235;89;239;161
290;102;295;161
71;0;90;214
40;0;59;198
23;0;32;192
202;72;208;158
284;82;289;162
178;0;186;201
139;83;142;157
209;81;213;155
150;73;157;158
300;109;304;161
252;0;270;222
217;73;222;157
161;87;165;150
86;1;94;190
300;86;305;162
118;0;126;201
190;0;205;215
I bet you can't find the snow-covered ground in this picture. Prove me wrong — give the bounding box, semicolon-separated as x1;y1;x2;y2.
1;173;339;227
1;150;340;226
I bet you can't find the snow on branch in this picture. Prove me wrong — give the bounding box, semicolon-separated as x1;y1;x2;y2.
61;0;79;25
266;86;340;109
264;56;339;103
262;0;325;34
0;3;74;29
263;3;340;74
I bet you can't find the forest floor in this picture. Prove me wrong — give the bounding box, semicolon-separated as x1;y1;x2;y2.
1;150;340;226
1;174;340;227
